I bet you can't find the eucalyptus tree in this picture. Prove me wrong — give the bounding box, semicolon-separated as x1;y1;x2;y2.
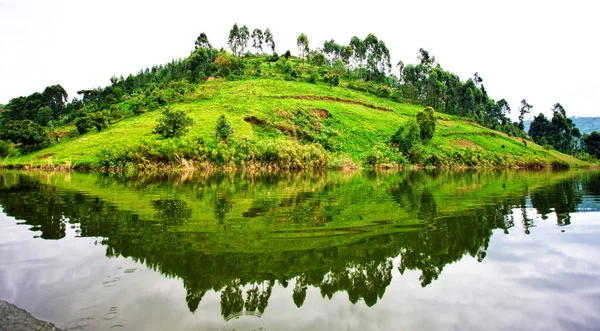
473;72;483;86
323;39;341;63
397;60;405;83
194;32;212;51
364;34;379;80
350;36;366;80
418;48;436;70
297;33;309;60
518;99;533;130
239;25;250;55
264;28;276;54
228;24;241;56
251;28;264;55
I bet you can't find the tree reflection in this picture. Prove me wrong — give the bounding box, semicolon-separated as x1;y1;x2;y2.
0;170;597;317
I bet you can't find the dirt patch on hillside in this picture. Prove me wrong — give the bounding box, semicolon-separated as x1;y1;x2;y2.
311;108;329;119
266;95;394;112
450;139;482;149
244;115;266;126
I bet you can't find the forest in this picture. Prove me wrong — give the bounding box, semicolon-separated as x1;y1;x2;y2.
0;24;597;168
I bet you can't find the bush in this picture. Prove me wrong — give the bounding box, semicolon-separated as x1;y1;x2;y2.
75;116;95;134
416;106;437;142
0;140;18;157
0;120;50;154
152;106;194;138
390;120;420;155
214;114;234;141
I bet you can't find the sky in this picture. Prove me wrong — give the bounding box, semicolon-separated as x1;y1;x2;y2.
0;0;598;120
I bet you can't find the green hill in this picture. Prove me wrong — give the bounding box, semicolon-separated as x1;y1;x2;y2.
1;77;585;170
0;26;590;171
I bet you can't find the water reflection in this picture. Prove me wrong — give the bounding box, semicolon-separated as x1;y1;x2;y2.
0;170;598;322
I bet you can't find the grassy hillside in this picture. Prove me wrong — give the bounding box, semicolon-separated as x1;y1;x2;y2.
2;78;587;170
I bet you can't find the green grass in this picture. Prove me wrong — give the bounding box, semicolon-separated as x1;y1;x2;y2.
1;78;588;170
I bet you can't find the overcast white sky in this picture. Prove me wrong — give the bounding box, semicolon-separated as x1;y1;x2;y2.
0;0;598;119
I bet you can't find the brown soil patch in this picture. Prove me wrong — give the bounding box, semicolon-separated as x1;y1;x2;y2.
266;95;393;112
449;138;482;149
311;108;329;119
244;115;266;126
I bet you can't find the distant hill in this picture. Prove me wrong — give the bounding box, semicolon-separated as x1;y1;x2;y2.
525;117;600;135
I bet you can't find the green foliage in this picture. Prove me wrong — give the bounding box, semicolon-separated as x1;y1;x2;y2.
153;107;194;138
390;120;420;155
91;112;109;131
416;106;436;142
583;131;600;159
0;120;50;154
75;116;95;134
0;140;18;157
214;114;234;141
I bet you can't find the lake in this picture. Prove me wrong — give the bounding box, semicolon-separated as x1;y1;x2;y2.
1;170;599;330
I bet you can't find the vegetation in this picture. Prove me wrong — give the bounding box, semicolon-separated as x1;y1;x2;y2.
152;106;194;138
0;24;593;171
214;114;234;141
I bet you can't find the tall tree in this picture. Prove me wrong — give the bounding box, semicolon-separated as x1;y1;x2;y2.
194;32;211;51
473;72;483;86
264;28;275;54
251;28;264;55
364;34;379;80
239;25;250;55
297;33;309;60
350;36;366;80
228;24;241;56
518;99;532;131
418;48;436;70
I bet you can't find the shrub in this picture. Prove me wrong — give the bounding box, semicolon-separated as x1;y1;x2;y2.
390;120;420;155
0;140;18;157
416;106;437;142
214;114;234;141
0;120;50;154
75;116;94;134
153;106;194;138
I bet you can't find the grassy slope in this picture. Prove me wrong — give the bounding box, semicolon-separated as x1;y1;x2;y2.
2;78;586;168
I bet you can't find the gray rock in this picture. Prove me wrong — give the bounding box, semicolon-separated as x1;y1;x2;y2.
0;300;62;331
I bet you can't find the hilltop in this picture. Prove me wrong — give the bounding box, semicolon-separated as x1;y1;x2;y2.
0;27;591;171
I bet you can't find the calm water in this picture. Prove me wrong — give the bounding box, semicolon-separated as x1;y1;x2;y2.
1;170;600;330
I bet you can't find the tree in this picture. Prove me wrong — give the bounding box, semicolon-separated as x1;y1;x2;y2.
583;131;600;158
518;99;532;130
350;36;366;80
153;106;194;138
264;28;275;54
364;34;379;80
473;72;483;86
397;60;405;83
297;33;309;60
528;113;550;144
228;24;241;56
251;28;264;55
75;116;94;134
194;32;212;50
0;120;50;154
418;48;436;70
416;106;437;142
214;114;234;141
239;25;250;55
390;120;420;155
